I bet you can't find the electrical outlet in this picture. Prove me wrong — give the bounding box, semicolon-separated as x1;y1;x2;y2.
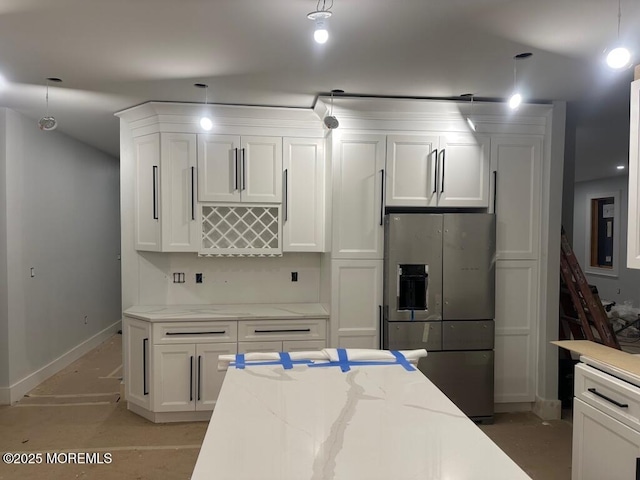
84;315;88;325
196;273;203;283
30;267;35;278
291;272;298;282
172;273;186;283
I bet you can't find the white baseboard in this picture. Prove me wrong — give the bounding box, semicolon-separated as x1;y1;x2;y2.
532;396;562;420
494;402;534;413
2;320;122;405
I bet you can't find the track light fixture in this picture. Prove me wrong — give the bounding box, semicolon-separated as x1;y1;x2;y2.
195;83;213;131
308;0;333;44
38;77;62;131
508;53;532;110
606;0;631;69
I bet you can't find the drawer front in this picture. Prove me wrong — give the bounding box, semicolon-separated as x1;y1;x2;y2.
282;340;326;352
238;319;326;342
575;363;640;432
153;321;238;345
237;341;283;354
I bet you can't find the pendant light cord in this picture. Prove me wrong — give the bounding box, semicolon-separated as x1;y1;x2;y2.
45;80;50;116
513;58;517;91
617;0;622;38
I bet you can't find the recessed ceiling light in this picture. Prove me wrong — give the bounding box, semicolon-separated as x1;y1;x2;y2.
617;165;625;170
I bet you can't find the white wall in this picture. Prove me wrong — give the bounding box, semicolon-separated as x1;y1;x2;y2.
573;176;640;306
0;111;9;392
1;108;121;391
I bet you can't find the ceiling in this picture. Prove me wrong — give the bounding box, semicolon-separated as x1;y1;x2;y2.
0;0;638;172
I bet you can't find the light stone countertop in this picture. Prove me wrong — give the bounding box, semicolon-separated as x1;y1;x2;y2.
123;303;329;322
191;363;531;480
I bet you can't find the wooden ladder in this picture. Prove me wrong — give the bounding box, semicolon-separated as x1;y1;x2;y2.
559;227;620;349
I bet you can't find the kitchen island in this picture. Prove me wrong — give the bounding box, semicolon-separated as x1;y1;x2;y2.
191;360;531;480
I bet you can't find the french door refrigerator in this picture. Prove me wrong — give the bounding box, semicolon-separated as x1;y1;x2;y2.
382;213;496;422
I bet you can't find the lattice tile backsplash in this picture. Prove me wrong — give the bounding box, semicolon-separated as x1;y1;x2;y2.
201;205;281;256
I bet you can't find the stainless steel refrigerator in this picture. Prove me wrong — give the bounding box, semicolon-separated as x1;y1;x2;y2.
382;213;496;422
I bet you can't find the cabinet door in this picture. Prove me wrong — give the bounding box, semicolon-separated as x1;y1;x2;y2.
152;344;196;412
134;134;161;251
197;134;241;202
160;133;198;252
490;135;542;260
282;340;326;352
332;133;386;259
283;137;325;252
573;398;640;480
196;342;237;411
437;133;490;207
123;317;151;410
330;259;383;349
385;135;439;207
237;341;283;353
241;136;282;203
494;260;538;403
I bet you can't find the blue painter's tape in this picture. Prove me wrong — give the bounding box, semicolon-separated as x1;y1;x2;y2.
337;348;351;372
279;352;293;370
235;353;246;370
390;351;416;371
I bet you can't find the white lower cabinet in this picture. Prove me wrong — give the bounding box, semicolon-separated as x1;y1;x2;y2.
152;342;236;413
238;340;326;354
330;259;383;349
573;398;640;480
123;317;151;410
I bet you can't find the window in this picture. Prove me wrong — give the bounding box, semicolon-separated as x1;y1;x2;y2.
585;192;619;277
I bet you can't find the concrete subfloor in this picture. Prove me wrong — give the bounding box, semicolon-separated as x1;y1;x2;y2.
0;334;573;479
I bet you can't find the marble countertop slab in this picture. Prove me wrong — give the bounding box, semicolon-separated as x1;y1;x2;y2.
191;364;531;480
123;303;329;322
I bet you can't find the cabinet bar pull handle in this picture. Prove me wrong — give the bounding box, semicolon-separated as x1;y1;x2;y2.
165;331;226;336
379;305;383;350
432;149;438;194
254;328;311;334
233;148;239;191
242;148;246;191
379;169;385;226
143;338;148;395
284;169;288;222
440;149;446;193
493;171;498;214
152;166;158;220
190;356;194;402
191;166;195;221
197;355;202;402
588;388;628;408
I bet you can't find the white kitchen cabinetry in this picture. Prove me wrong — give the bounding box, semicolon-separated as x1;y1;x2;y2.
237;340;326;353
133;133;198;252
123;317;151;410
628;79;640;269
330;259;383;349
198;134;282;204
385;134;490;208
572;362;640;480
490;135;542;260
282;137;325;252
331;133;386;260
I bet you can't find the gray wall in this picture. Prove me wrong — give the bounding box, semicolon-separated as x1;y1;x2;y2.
0;111;9;389
573;176;640;307
0;108;121;388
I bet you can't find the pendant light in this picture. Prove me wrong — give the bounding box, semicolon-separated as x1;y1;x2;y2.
38;77;62;131
323;89;342;129
195;83;213;131
606;0;631;69
461;93;476;131
308;0;333;44
508;53;532;110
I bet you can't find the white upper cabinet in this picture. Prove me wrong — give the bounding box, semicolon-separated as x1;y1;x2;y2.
385;134;490;208
198;134;282;204
385;135;439;207
490;135;542;260
282;137;325;252
332;133;386;259
134;133;161;251
628;79;640;269
437;133;491;207
160;133;199;252
134;133;198;252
